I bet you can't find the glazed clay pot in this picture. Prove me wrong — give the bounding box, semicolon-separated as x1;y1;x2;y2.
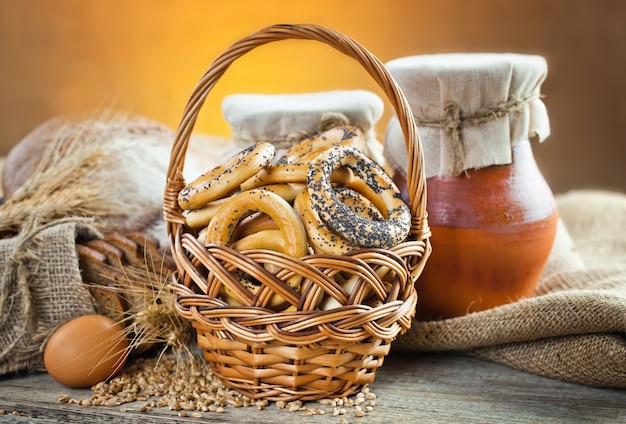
384;53;558;320
395;138;558;320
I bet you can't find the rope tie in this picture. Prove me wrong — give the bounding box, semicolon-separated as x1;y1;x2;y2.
415;92;541;174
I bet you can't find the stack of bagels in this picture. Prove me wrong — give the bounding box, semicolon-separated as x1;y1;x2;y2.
178;125;412;310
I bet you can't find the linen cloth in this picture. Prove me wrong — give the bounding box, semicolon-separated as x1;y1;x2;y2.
221;90;385;163
396;190;626;389
383;53;551;178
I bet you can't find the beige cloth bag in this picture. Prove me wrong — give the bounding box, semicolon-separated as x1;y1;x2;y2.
396;190;626;389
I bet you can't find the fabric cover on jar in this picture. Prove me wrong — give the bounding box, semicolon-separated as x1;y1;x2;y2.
221;90;385;164
383;53;551;179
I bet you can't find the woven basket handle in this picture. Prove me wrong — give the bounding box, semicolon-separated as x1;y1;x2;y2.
164;23;429;241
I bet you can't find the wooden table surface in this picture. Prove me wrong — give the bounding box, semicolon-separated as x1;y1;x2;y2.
1;351;624;424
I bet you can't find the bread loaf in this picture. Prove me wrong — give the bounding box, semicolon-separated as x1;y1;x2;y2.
88;284;126;326
2;113;217;245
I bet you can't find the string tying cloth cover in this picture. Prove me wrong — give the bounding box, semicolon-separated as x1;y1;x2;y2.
383;53;551;178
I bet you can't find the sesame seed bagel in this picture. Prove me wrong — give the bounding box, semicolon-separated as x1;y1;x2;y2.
330;167;389;219
334;185;385;222
231;211;280;242
178;142;275;210
277;125;366;164
294;188;361;255
239;163;308;191
255;183;306;203
293;186;384;255
307;146;411;249
230;229;285;252
205;189;308;258
183;196;231;229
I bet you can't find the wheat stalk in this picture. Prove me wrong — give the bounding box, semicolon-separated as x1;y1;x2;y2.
0;114;134;233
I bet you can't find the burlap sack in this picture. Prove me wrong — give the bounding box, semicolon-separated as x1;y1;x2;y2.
0;217;100;376
396;190;626;389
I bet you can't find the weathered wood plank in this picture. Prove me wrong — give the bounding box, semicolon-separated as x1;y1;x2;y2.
1;352;624;423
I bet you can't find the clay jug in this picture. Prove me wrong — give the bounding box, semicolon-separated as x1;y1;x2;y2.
384;53;558;320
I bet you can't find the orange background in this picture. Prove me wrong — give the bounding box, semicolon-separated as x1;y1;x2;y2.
0;0;624;193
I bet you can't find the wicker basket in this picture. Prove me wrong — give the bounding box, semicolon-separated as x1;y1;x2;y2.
163;23;431;401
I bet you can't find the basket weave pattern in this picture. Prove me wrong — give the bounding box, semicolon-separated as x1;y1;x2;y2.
163;24;431;401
